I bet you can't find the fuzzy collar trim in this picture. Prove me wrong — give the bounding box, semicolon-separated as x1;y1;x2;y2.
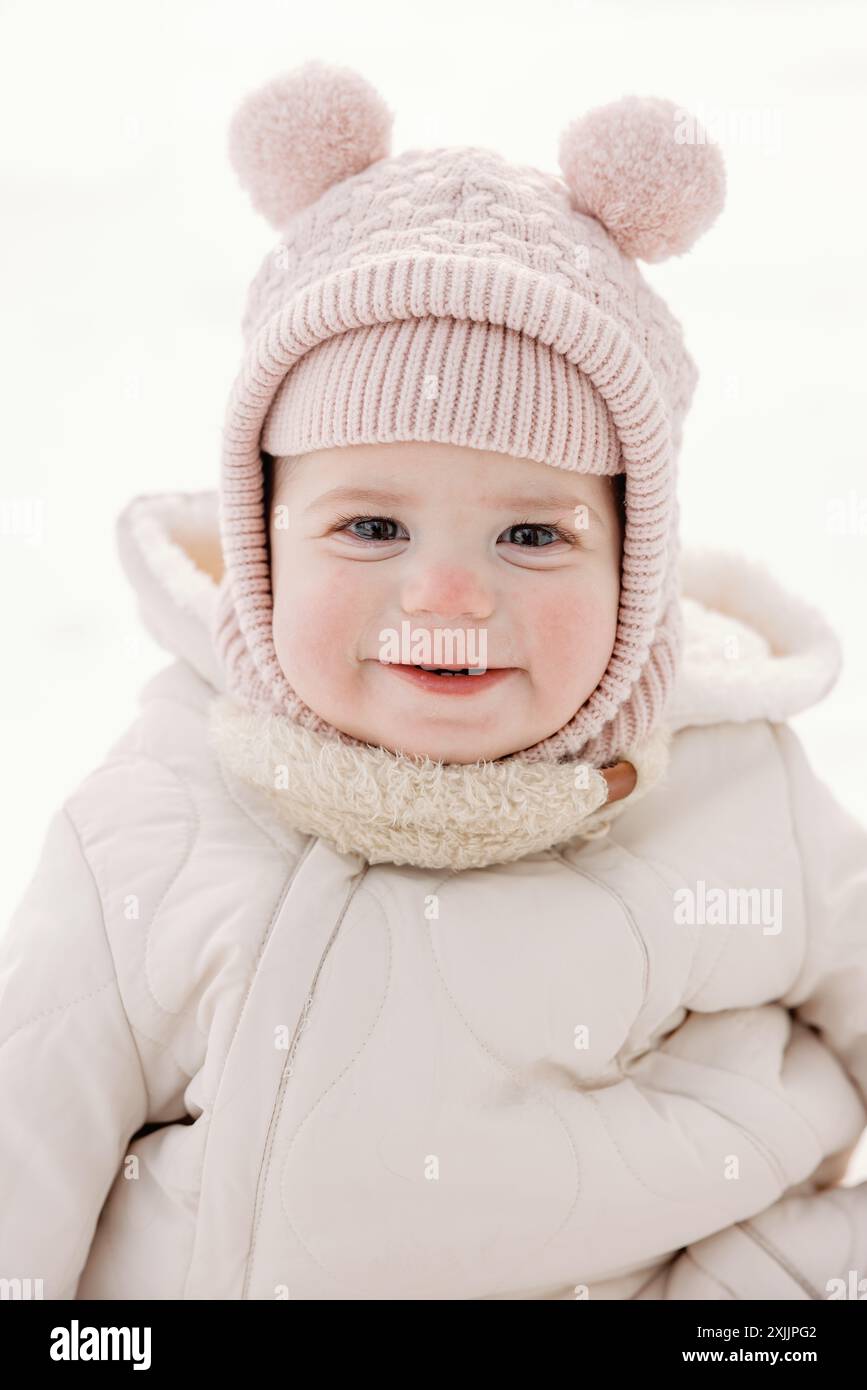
207;697;671;870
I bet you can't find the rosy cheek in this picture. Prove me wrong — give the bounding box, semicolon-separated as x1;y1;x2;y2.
521;585;616;673
276;566;361;668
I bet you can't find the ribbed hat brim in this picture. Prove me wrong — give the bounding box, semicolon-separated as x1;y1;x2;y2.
261;319;622;475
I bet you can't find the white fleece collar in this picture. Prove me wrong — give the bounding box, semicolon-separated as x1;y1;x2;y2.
207;696;672;870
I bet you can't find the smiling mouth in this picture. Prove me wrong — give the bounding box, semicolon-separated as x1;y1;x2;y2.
416;664;480;676
377;662;515;694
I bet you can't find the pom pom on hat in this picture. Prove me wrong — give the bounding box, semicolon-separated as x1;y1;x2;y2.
228;58;394;228
558;96;725;262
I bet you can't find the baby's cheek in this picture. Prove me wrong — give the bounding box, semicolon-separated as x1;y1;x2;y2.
274;564;362;670
522;582;618;700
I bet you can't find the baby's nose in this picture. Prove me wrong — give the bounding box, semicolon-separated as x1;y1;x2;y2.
401;561;494;622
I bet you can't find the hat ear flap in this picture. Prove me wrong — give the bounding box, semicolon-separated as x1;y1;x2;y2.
558;96;725;263
228;59;394;229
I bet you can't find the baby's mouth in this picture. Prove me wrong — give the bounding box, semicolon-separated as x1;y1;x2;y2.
416;664;477;676
378;662;514;694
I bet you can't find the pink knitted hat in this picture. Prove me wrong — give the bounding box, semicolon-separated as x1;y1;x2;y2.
214;60;725;766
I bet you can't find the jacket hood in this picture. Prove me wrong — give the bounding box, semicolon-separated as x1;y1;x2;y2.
115;488;843;733
114;489;843;868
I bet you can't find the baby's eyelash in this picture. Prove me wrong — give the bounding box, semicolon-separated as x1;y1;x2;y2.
330;512;400;534
331;511;381;528
508;519;579;546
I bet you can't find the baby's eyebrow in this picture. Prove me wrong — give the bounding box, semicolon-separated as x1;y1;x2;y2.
485;490;606;526
307;485;411;511
307;484;605;526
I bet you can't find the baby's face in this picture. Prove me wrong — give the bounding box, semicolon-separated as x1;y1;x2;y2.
269;441;623;763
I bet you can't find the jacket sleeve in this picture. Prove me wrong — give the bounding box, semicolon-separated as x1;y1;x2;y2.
639;1180;867;1299
0;804;149;1299
772;721;867;1113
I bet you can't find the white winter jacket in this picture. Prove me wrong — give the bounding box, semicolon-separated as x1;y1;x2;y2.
1;489;866;1302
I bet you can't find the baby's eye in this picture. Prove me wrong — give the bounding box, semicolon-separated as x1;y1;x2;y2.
499;522;575;548
339;516;408;543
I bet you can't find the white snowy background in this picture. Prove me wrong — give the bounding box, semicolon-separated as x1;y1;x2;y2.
1;0;866;1181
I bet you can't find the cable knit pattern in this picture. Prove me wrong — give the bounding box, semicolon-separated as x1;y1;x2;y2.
215;64;723;767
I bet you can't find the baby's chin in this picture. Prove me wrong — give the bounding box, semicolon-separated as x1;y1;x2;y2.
341;729;539;765
294;695;572;772
368;730;534;765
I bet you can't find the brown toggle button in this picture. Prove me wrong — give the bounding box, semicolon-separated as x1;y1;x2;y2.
601;760;637;804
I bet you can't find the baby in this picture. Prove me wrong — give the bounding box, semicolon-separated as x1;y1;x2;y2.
2;60;866;1303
